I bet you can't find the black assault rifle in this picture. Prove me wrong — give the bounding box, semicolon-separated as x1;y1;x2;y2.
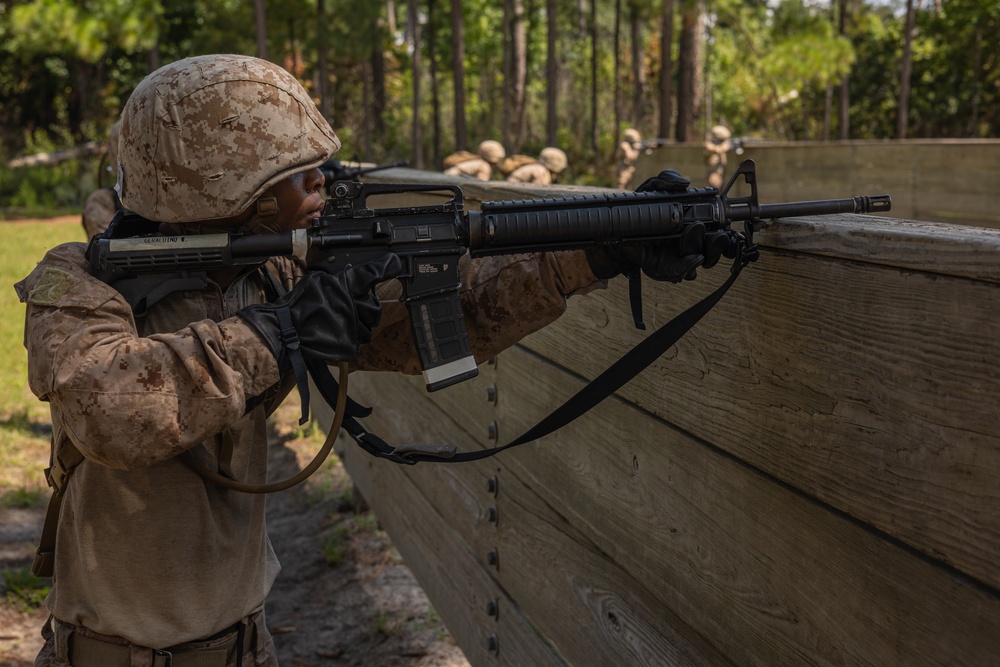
88;159;890;395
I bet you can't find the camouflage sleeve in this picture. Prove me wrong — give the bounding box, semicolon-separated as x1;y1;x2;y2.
81;188;118;239
353;249;605;374
14;243;282;470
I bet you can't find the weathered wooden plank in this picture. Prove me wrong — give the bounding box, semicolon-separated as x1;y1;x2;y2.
518;241;1000;592
315;374;732;666
313;408;571;666
337;347;1000;666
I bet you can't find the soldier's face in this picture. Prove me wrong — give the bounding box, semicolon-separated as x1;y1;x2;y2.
271;167;326;232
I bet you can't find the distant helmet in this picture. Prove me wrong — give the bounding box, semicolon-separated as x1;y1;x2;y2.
477;140;506;165
116;54;340;223
539;147;567;174
710;125;732;141
623;128;641;144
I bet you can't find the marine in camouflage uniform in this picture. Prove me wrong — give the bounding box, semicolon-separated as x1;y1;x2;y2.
615;128;641;190
19;55;712;667
442;140;505;181
506;147;567;185
16;55;604;667
703;125;732;189
80;120;122;239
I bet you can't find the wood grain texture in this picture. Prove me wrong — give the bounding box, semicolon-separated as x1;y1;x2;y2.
331;353;1000;666
516;245;1000;592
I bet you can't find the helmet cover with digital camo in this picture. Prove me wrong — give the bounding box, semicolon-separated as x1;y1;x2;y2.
116;54;340;223
539;147;567;174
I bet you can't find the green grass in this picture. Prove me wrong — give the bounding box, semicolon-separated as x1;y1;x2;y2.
0;218;84;504
2;566;52;611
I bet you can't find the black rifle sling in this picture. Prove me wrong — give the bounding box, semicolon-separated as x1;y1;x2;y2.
315;233;759;465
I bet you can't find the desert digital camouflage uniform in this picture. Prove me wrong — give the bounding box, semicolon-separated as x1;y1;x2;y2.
16;238;600;661
443;155;493;180
507;147;567;185
81;121;122;239
80;189;118;238
616;128;641;189
443;139;505;181
17;54;604;665
703;125;732;189
506;160;552;184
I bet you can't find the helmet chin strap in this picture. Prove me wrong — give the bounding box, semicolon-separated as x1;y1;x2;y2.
241;194;282;234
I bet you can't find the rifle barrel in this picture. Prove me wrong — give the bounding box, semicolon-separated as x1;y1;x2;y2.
740;195;891;220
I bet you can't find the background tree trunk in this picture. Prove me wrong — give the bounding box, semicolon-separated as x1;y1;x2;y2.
316;0;329;121
658;0;675;140
589;0;599;155
546;0;558;146
676;0;703;142
837;0;850;140
895;0;915;139
254;0;268;60
428;0;442;166
371;8;388;140
408;0;423;168
510;0;528;151
450;0;468;150
613;0;622;142
629;1;647;129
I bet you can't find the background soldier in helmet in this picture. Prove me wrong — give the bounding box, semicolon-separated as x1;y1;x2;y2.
17;54;719;667
80;120;122;238
615;128;642;189
506;147;568;185
703;124;733;189
442;139;506;180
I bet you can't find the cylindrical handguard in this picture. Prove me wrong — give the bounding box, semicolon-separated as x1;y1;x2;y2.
470;192;686;256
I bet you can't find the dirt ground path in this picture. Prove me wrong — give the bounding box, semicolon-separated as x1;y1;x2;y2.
0;402;470;667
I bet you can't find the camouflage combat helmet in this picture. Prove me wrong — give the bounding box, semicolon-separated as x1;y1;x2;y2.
116;54;340;223
623;128;641;144
710;125;732;142
477;140;506;165
539;147;567;174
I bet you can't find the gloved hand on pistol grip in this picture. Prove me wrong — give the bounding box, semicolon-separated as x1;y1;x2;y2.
238;254;404;368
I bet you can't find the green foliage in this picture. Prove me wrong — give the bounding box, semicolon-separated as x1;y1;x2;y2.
2;566;52;610
0;0;994;186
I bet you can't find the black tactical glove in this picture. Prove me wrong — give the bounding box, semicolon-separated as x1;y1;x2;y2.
238;254;404;367
586;169;738;282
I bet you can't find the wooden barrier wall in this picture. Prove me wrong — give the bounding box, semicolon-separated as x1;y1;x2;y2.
312;167;1000;666
634;139;1000;229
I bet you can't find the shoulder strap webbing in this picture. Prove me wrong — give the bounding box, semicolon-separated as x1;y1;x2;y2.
32;441;85;577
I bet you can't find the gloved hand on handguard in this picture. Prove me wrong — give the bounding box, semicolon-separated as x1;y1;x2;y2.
586;169;738;282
